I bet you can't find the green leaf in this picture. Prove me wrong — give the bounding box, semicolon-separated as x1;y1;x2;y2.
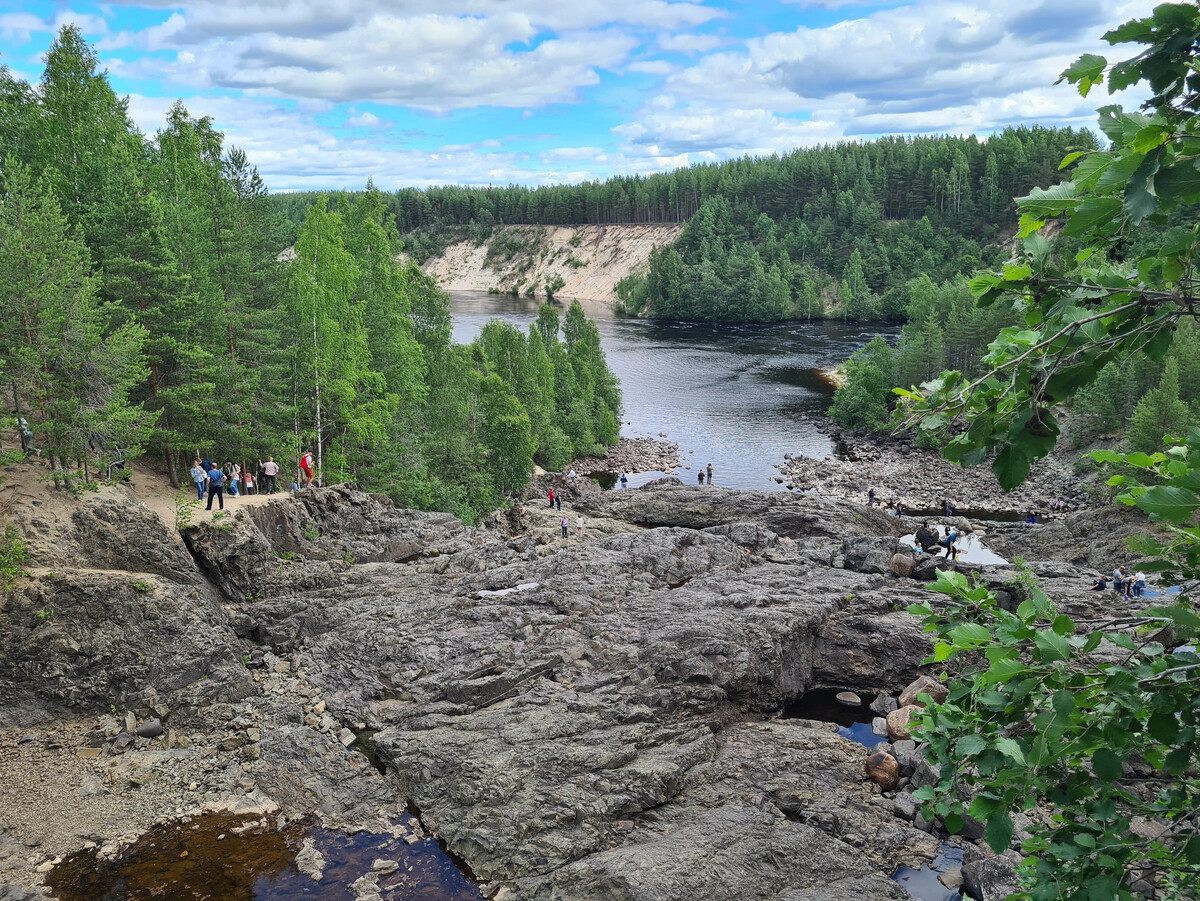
1091;748;1123;782
949;622;994;648
1034;629;1071;663
1051;690;1076;717
984;811;1014;853
1018;182;1078;217
956;734;987;756
1133;485;1200;523
1184;835;1200;865
1147;710;1180;744
995;737;1026;764
1061;197;1123;237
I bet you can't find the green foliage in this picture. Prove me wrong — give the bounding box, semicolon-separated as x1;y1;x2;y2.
900;12;1200;898
132;580;152;593
0;26;622;527
302;524;319;541
827;336;897;430
545;273;565;298
0;523;30;591
174;488;200;533
908;563;1198;901
899;2;1200;489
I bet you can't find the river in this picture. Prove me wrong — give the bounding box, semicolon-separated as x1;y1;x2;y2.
448;292;900;491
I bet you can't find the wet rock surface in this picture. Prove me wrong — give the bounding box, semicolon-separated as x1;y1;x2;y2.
0;479;1162;900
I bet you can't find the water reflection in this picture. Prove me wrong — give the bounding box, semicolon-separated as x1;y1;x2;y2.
448;292;899;491
46;813;481;901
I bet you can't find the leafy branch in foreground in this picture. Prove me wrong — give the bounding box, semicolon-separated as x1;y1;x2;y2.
908;567;1199;901
896;2;1200;491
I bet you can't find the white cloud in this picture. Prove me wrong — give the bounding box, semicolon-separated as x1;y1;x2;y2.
345;109;383;128
627;60;678;75
657;32;721;52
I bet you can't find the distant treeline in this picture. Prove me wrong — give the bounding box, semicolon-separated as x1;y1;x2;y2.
270;127;1095;322
0;27;620;522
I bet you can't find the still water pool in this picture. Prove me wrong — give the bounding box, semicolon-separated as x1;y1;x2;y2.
449;292;899;491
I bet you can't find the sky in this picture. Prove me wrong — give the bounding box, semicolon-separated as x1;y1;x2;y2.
0;0;1160;192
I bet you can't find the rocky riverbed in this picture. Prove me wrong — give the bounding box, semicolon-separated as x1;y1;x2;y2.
568;437;682;479
776;429;1091;520
0;466;1160;901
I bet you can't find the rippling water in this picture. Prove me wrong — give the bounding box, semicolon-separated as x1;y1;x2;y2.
449;292;901;491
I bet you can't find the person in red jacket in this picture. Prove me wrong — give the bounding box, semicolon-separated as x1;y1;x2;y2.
300;449;315;488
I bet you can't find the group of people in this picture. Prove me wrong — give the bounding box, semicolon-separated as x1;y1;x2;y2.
190;452;312;511
696;463;713;485
547;487;585;539
913;521;960;560
1092;565;1147;598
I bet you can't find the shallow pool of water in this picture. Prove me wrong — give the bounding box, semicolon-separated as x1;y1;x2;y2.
45;812;482;901
782;688;885;750
892;843;964;901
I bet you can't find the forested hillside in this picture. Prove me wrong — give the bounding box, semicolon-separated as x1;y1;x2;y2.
0;27;620;522
273;129;1095;322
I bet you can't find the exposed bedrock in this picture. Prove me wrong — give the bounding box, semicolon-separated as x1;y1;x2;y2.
4;480;1149;900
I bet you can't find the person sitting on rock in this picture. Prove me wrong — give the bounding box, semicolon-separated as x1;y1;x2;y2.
914;522;940;553
1090;575;1108;591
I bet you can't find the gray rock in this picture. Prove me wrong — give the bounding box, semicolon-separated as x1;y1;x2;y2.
870;692;898;715
962;853;1022;901
893;793;919;821
135;718;163;738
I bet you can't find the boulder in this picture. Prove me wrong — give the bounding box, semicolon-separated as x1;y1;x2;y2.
865;751;900;790
870;692;898;715
886;705;921;741
962;852;1022;901
889;553;914;578
898;675;949;708
842;537;903;575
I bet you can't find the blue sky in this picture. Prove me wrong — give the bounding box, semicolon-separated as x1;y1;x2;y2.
0;0;1156;192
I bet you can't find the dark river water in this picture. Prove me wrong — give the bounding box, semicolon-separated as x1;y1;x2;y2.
449;292;900;491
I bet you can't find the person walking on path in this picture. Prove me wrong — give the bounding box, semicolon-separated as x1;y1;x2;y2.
576;515;583;538
190;460;207;500
300;449;315;488
224;460;240;497
555;493;562;511
548;488;555;508
262;457;279;495
205;465;225;511
561;516;569;539
620;473;628;489
706;463;713;484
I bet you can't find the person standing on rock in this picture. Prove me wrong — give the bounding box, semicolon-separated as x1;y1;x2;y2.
205;464;225;511
261;456;279;495
548;488;556;508
697;470;704;485
555;493;562;511
867;488;875;507
300;449;315;488
561;516;569;539
706;463;713;484
620;473;628;489
576;515;583;538
568;469;577;482
190;459;207;500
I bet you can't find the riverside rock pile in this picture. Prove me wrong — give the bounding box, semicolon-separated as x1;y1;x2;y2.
777;433;1088;519
0;474;1157;901
568;436;681;477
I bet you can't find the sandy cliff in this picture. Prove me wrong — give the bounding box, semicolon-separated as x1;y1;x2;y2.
421;223;682;303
